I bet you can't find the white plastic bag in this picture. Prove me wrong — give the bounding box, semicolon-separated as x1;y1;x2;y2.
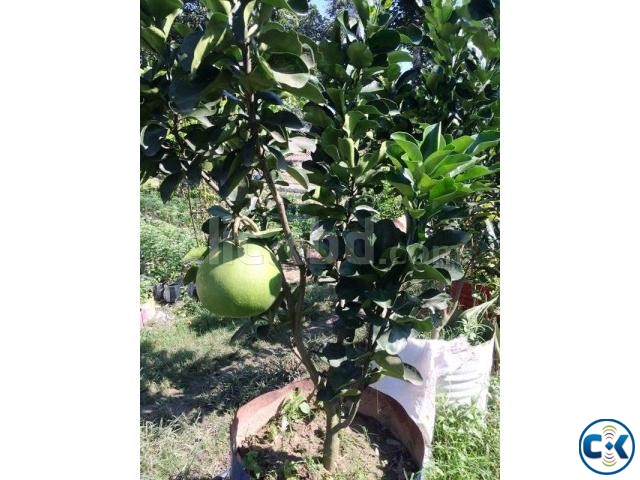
373;336;494;462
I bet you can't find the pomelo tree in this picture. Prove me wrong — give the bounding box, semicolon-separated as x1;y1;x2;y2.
141;0;499;471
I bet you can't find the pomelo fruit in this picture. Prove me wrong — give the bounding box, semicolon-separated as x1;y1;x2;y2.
196;241;283;318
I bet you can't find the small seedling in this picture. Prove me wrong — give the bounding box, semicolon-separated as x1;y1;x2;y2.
279;390;313;431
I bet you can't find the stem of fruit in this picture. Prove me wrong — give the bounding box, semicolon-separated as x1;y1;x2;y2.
240;215;259;232
242;41;319;388
232;216;241;245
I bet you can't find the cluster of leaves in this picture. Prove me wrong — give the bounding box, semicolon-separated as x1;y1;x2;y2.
393;0;500;136
141;0;324;213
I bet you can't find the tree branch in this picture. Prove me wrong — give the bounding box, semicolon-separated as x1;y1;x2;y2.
241;40;318;387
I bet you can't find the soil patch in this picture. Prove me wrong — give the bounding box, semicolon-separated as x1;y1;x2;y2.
239;408;418;479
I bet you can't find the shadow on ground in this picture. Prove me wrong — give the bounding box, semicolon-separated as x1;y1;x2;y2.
140;334;305;425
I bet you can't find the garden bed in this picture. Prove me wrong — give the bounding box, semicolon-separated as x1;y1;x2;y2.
239;409;418;479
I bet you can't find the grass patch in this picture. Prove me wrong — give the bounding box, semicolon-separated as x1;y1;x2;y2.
423;379;500;480
141;413;229;480
140;298;305;479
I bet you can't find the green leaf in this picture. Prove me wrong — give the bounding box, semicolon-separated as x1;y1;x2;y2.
449;135;474;153
431;258;464;281
219;167;250;199
344;111;364;137
428;177;455;199
374;351;403;378
454;165;493;182
398;24;423;45
320;127;341;161
417;174;436;193
356;104;384;116
368;29;401;54
304;104;333;128
401;363;423;385
347;42;373;68
353;0;372;24
298;401;311;415
326;88;346;115
472;29;499;61
412;264;449;283
263;109;304;130
408;208;425;219
338;137;355;168
390;132;422;164
201;0;231;15
246;59;276;90
352;120;378;139
318;41;344;67
387;168;415;199
377;325;412;355
394;67;419;90
191;13;229;74
259;29;302;55
182;246;209;264
288;136;316;152
282;79;325;104
232;0;256;42
141;0;183;21
321;343;347;368
466;130;500;155
422;150;452;176
420;123;442;159
432;154;476;177
298;203;347;219
267;53;310;88
256;91;282;105
388;50;413;64
390;314;433;334
159;173;184;202
141;25;168;54
286;166;309;190
285;0;310;14
141;124;167;157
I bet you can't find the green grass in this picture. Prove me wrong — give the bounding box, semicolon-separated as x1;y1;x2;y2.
423;379;500;480
140;295;306;479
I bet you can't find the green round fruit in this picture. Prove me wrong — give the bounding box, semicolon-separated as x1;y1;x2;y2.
196;241;283;318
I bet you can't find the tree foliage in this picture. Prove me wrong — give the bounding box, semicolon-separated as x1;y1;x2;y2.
140;0;499;472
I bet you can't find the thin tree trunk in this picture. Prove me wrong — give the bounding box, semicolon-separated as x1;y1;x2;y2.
322;402;340;471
